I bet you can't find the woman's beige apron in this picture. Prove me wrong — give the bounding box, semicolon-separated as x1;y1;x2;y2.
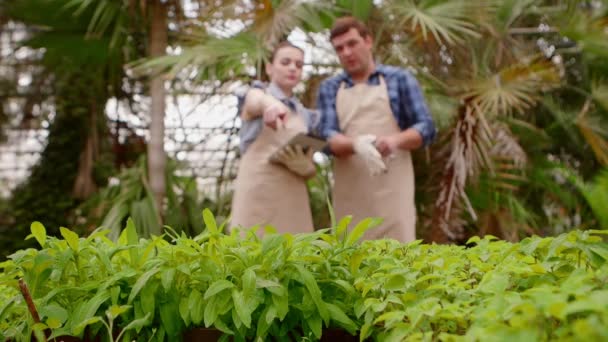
231;107;314;234
333;76;416;242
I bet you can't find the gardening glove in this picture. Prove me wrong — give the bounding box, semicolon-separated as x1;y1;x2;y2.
275;144;316;177
353;134;387;176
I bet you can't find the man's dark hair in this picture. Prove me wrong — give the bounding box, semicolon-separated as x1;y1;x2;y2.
329;16;371;41
270;41;304;62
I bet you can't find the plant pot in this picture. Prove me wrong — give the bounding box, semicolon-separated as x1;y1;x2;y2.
182;328;226;341
320;329;359;341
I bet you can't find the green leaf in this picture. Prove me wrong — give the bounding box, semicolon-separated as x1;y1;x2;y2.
30;221;47;247
40;303;69;324
477;273;510;293
204;279;235;300
385;274;407;291
294;264;329;323
159;298;182;336
188;290;204;325
140;283;156;315
71;291;110;334
256;279;285;296
272;293;289;320
128;268;160;304
203;208;218;234
308;314;323;339
60;227;79;252
107;305;131;319
73;316;102;335
204;296;220;327
124;218;140;263
261;234;284;255
179;296;191;326
161;268;176;291
0;295;17;322
46;317;62;329
335;215;352;241
350;251;365;275
256;306;272;337
346;217;382;246
242;268;257;295
373;311;406;326
326;303;358;334
232;289;252;328
121;312;151;333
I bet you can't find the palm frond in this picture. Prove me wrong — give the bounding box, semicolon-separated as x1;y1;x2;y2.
576;99;608;166
253;0;335;48
494;0;537;31
461;56;561;116
432;102;494;240
386;0;492;45
63;0;128;45
130;32;265;80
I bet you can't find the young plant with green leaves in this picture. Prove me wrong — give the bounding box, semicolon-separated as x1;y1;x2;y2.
1;212;608;341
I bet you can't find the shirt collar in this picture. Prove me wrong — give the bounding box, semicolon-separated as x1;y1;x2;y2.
267;82;298;106
338;63;387;86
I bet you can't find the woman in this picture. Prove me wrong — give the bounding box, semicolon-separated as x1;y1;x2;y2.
230;42;318;234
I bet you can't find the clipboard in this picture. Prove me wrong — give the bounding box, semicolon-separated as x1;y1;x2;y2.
269;133;327;163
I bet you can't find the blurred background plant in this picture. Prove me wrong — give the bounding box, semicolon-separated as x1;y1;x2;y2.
1;0;607;258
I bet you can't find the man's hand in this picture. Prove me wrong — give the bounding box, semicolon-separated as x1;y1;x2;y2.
275;145;316;178
375;134;402;157
376;129;424;156
353;134;386;176
263;102;289;130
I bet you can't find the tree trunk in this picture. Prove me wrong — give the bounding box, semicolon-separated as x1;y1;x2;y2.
147;0;167;232
72;98;99;199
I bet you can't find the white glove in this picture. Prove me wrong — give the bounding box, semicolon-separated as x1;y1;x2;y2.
275;145;316;177
353;134;387;176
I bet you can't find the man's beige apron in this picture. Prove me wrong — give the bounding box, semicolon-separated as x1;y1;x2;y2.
333;76;416;242
231;107;314;234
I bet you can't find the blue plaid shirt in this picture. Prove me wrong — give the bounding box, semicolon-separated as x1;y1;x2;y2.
316;64;436;146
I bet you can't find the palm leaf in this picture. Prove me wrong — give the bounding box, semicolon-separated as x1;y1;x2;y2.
386;0;491;45
461;56;561;116
576;99;608;166
130;32;265;80
252;0;335;48
432;102;494;240
61;0;131;48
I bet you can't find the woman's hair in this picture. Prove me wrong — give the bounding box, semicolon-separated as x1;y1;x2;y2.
329;16;370;41
270;41;304;62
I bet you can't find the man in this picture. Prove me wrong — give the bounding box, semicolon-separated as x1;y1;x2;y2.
317;16;436;242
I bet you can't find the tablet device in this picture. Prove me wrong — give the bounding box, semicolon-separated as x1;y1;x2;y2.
269;133;327;163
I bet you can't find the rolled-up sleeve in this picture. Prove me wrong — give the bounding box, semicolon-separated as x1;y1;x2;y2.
316;80;341;140
399;71;436;146
234;81;266;118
